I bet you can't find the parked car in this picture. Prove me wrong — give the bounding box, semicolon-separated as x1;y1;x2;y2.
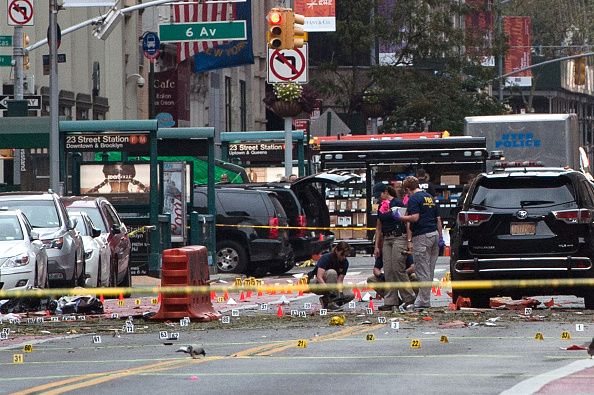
193;186;293;276
225;171;359;263
0;209;48;290
450;165;594;309
62;196;132;287
68;211;111;288
0;192;84;287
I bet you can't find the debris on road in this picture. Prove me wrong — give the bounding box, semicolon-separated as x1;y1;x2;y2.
177;344;206;358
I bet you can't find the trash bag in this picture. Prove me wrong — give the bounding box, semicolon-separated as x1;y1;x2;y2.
0;296;53;314
54;296;104;315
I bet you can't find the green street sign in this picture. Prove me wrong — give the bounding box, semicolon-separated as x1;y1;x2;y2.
158;21;247;43
0;55;12;67
0;36;12;47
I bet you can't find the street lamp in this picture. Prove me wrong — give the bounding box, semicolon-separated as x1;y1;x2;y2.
93;7;123;40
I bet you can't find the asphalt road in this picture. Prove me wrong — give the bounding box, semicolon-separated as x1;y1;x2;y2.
1;256;593;394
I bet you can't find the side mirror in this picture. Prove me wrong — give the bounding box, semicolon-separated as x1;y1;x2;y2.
92;227;102;238
30;231;39;241
111;224;121;234
69;218;78;230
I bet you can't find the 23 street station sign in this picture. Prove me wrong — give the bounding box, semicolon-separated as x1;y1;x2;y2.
64;132;149;153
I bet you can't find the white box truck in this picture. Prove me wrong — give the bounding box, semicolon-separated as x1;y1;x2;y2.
464;114;580;169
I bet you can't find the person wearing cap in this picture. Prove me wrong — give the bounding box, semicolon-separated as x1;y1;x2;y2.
308;241;353;310
372;182;416;312
416;168;437;197
400;176;443;311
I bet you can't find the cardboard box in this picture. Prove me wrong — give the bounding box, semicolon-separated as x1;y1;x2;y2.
354;213;367;225
339;229;353;239
338;199;348;211
440;175;460;185
358;198;367;210
352;229;368;239
330;215;338;226
337;216;352;226
327;199;336;211
349;199;358;210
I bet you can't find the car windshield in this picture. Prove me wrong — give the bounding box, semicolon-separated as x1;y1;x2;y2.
69;207;106;233
71;215;90;236
0;200;60;228
0;216;24;241
471;177;578;209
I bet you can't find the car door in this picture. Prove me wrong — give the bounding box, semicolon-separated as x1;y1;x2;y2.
102;202;130;274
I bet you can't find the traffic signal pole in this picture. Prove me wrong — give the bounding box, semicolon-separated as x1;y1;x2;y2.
13;26;24;100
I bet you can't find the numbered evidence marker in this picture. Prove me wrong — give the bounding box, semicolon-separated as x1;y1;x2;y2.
159;331;169;340
576;324;585;332
561;331;572;340
299;311;307;318
377;317;387;324
231;309;240;317
111;313;119;319
260;303;268;311
365;307;373;315
92;335;102;344
366;333;376;341
169;332;180;340
534;332;544;341
297;339;308;348
135;299;142;306
290;309;299;317
13;354;24;364
217;296;225;303
303;303;312;310
348;301;356;309
180;318;189;327
221;316;231;324
319;309;328;316
125;323;134;333
390;321;400;330
410;339;422;349
440;335;449;344
118;300;125;307
0;332;8;340
23;344;33;353
151;297;159;305
524;307;533;316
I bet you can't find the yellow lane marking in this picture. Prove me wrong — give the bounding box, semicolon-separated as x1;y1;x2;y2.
14;325;382;394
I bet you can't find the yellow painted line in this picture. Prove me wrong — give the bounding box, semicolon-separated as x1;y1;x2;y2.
0;357;180;367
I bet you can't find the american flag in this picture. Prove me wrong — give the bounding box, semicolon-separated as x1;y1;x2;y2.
173;2;237;64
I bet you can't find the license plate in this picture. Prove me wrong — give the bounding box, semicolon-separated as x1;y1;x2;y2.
510;222;536;235
48;273;64;280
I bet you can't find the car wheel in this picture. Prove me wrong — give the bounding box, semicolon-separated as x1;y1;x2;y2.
216;240;248;273
468;292;491;308
584;295;594;310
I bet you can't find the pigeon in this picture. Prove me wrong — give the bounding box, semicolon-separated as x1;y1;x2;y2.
177;345;206;359
588;337;594;359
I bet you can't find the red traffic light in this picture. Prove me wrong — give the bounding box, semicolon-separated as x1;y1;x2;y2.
268;11;282;25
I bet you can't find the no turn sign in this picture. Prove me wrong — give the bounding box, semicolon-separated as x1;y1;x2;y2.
8;0;34;26
267;44;308;84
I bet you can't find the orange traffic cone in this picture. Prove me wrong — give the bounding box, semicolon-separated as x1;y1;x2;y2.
368;299;375;312
210;291;216;301
277;305;283;317
257;290;263;297
224;290;229;301
157;293;162;303
239;292;245;301
298;290;304;296
118;293;124;301
436;287;442;297
99;294;105;303
246;290;253;298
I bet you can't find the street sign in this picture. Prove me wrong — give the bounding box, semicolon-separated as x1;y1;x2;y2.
267;44;308;84
0;55;12;67
158;21;247;43
0;95;41;110
47;24;62;50
42;54;67;65
142;31;160;60
0;36;12;47
8;0;34;26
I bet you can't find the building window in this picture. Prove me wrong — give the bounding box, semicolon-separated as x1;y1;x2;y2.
225;76;232;131
240;80;246;131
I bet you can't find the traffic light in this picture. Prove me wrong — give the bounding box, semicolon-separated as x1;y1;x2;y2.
22;33;29;70
574;57;587;85
267;8;284;49
291;12;306;49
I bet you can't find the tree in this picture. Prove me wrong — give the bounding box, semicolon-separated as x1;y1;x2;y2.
310;0;508;133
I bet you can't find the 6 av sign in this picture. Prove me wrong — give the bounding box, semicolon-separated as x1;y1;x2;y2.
0;95;41;110
159;21;247;42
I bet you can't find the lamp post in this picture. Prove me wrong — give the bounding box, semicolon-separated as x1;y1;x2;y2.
49;0;60;193
497;0;512;102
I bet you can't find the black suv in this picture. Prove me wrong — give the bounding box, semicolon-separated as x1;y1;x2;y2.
224;171;358;264
450;166;594;309
193;186;293;276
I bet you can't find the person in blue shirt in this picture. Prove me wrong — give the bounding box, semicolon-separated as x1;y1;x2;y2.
400;176;444;311
373;183;416;312
309;241;353;310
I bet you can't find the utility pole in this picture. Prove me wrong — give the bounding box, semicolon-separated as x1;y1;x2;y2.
49;0;60;193
13;26;23;100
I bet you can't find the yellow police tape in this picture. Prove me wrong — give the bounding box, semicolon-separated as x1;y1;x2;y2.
215;224;377;231
126;226;156;238
1;278;594;299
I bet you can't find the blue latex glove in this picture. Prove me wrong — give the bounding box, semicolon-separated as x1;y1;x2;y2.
390;206;401;220
438;237;446;248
